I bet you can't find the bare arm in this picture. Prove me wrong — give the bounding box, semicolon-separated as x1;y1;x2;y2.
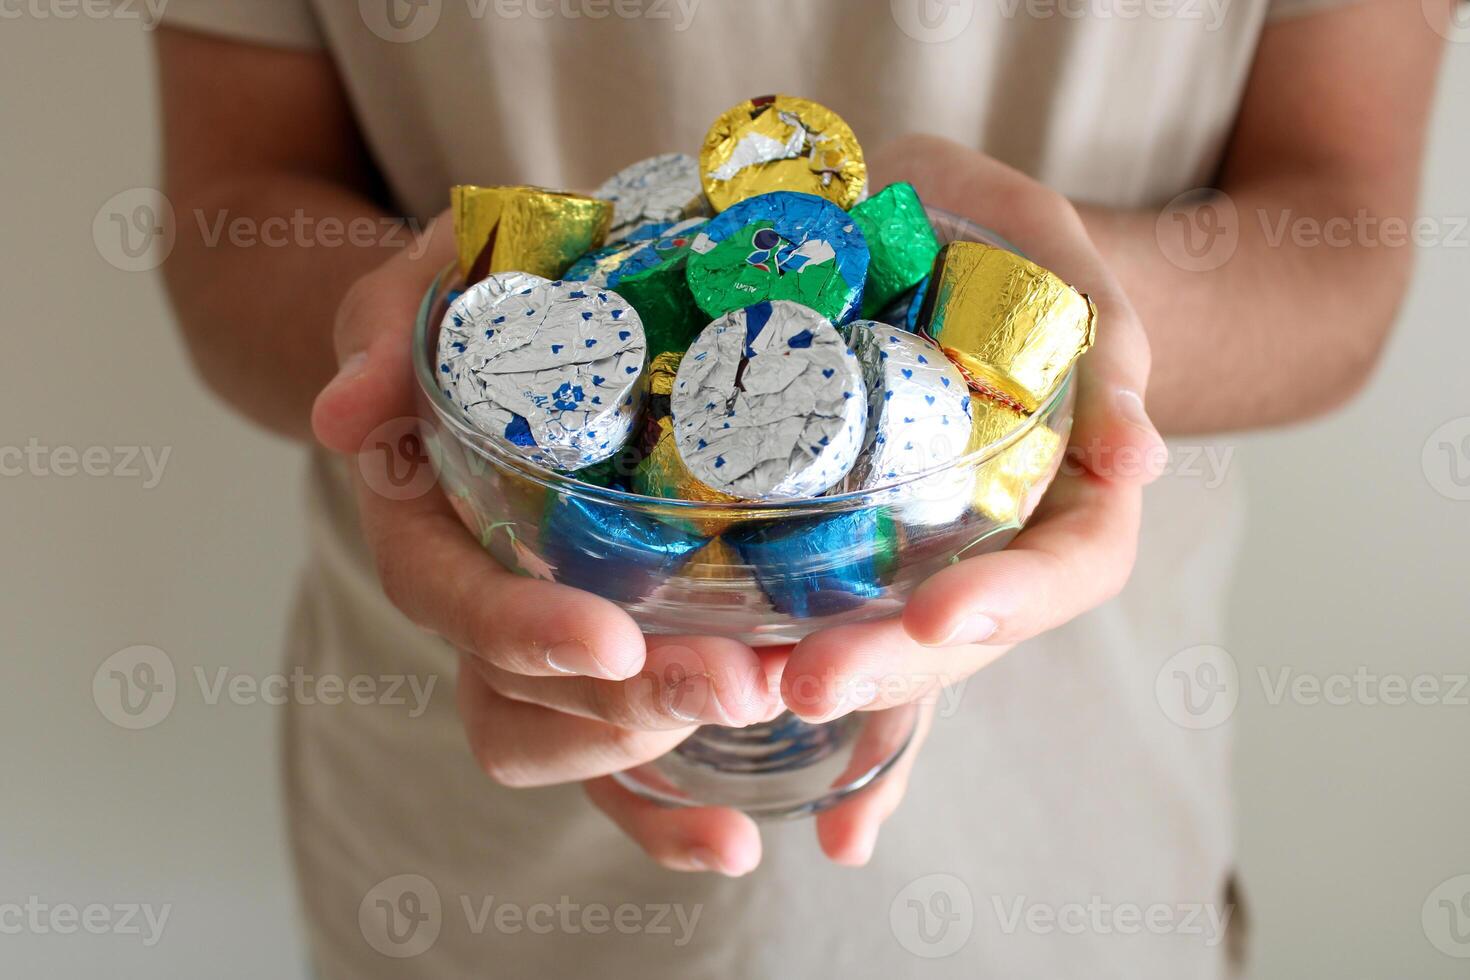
1080;0;1450;433
157;27;404;440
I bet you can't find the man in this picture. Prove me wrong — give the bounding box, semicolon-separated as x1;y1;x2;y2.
153;0;1450;974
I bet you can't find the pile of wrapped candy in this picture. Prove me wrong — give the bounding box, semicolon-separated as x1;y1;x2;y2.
434;95;1095;615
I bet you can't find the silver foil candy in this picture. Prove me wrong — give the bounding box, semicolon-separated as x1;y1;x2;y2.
594;153;709;245
842;321;976;525
671;300;867;500
436;273;646;471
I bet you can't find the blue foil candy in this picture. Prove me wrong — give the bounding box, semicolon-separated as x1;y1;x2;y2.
726;510;890;619
539;493;708;604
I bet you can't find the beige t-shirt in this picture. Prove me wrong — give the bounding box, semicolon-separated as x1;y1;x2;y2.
162;1;1348;976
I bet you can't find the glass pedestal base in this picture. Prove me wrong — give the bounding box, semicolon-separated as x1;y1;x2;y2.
613;704;920;820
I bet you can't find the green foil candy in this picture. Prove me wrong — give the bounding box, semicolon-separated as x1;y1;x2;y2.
851;183;940;320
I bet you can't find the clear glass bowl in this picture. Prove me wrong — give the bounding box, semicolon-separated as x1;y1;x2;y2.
412;209;1075;817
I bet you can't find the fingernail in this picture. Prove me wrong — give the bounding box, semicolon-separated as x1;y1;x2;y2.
931;613;998;647
686;847;726;874
1116;389;1159;438
546;640;621;679
328;351;369;391
848;825;880;866
665;673;728;725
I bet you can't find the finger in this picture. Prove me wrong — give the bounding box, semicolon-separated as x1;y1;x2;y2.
458;656;689;786
475;634;778;730
584;777;761;877
815;706;933;867
782;619;1002;722
353;465;647;679
311;212;454;454
902;468;1141;648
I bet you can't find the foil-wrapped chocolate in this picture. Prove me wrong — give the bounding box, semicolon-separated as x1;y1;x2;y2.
631;351;739;511
843;321;972;490
700;95;867;212
436;273;646;470
727;509;896;618
538;492;707;604
965;394;1066;524
562;219;675;287
593;154;710;244
452;185;611;283
671;300;867;500
917;241;1096;413
851;183;940;319
685;191;870;325
595;218;709;358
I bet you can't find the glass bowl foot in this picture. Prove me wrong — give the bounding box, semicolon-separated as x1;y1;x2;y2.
612;704;920;820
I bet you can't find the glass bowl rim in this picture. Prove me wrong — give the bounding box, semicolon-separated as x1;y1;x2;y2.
412;207;1075;515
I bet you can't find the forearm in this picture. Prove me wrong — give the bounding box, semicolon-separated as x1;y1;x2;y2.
161;175;407;441
1079;178;1413;435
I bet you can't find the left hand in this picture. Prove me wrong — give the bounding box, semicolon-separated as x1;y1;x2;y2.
774;135;1169;862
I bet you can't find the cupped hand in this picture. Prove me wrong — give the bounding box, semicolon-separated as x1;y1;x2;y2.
778;135;1168;841
309;213;780;876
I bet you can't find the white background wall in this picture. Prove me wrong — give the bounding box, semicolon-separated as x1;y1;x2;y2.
1;9;1466;979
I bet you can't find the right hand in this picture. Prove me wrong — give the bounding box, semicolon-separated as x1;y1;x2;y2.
310;214;780;876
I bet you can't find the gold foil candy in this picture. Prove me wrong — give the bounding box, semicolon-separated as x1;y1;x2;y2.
452;185;612;283
699;95;867;213
646;350;683;399
965;394;1065;525
920;242;1096;414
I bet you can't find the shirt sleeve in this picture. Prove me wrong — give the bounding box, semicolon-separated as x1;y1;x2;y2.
154;0;324;50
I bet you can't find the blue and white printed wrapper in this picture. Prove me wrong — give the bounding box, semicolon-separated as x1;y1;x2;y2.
842;320;975;526
436;273;646;471
671;300;867;500
594;153;709;245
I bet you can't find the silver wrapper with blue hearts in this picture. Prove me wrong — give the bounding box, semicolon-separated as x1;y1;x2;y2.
436;273;646;471
671;300;866;500
843;320;974;526
593;153;709;245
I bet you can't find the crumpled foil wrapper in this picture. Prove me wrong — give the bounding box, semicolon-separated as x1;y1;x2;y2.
851;182;940;319
452;185;611;283
685;191;869;325
726;509;897;619
539;492;707;604
562;219;675;288
593;153;711;244
436;273;646;470
965;394;1065;525
917;241;1095;413
671;300;867;500
699;94;867;212
587;218;709;357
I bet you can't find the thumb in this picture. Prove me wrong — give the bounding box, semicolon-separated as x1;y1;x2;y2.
311;212;454;455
